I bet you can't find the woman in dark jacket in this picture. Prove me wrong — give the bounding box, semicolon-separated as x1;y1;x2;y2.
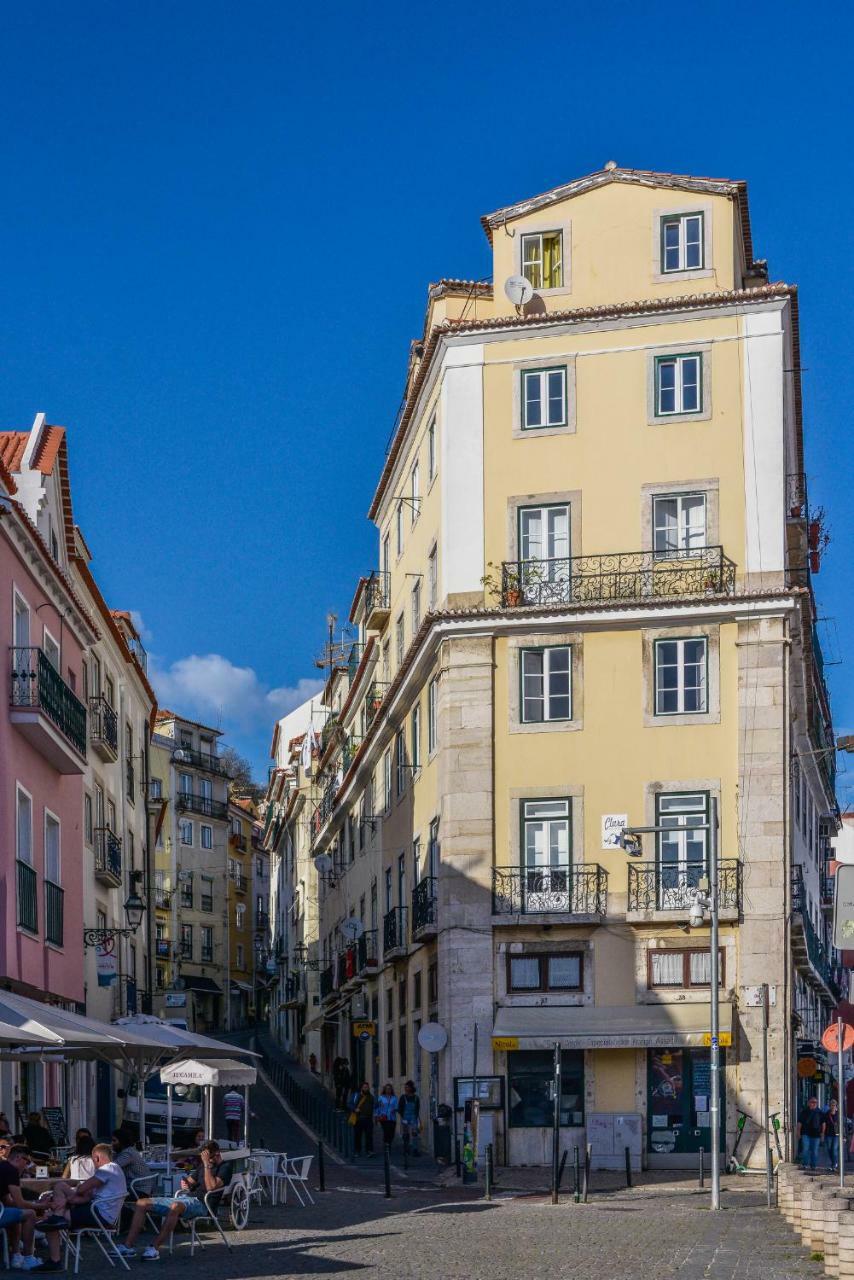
349;1082;375;1156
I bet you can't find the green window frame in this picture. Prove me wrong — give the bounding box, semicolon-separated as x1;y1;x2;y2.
520;645;572;722
655;353;703;417
660;211;704;272
521;366;567;430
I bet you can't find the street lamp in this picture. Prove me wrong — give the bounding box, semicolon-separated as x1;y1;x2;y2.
619;796;721;1211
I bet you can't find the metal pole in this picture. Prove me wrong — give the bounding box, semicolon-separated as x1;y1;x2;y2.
383;1143;392;1198
317;1140;325;1191
573;1145;580;1202
838;1017;846;1190
709;796;721;1211
484;1143;492;1200
698;1146;704;1188
625;1145;632;1188
762;983;772;1207
551;1041;560;1205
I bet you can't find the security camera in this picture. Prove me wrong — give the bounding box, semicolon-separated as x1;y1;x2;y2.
688;899;705;928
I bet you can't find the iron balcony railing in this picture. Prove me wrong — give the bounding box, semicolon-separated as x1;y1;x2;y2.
176;793;229;821
493;864;608;916
229;869;247;892
320;965;335;1000
256;910;270;930
499;546;736;608
821;872;835;909
17;860;37;933
200;892;213;912
10;646;87;757
154;889;172;909
347;641;365;684
44;880;64;946
342;734;362;773
229;832;248;851
787;472;808;521
357;929;379;972
412;876;438;934
628;859;742;913
792;866;841;999
126;759;135;804
365;571;390;617
89;694;118;754
94;826;122;882
172;745;231;777
365;681;389;732
126;634;148;672
383;905;407;955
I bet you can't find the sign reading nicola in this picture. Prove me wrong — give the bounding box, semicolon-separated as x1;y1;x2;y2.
602;815;628;850
833;864;854;950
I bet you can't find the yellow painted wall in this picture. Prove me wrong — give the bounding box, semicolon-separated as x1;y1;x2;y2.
592;1050;639;1111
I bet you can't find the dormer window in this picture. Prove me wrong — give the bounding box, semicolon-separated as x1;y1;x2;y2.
522;231;563;291
661;212;704;273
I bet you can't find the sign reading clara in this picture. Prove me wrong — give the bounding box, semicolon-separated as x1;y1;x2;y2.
602;814;628;850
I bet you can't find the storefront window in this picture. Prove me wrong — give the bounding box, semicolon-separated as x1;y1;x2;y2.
508;1050;584;1128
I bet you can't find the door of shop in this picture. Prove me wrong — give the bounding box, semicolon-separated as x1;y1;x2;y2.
648;1047;725;1156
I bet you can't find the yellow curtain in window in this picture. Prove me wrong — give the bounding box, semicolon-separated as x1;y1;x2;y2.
543;234;561;289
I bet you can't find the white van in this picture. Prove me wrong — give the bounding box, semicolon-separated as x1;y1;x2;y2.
122;1071;203;1144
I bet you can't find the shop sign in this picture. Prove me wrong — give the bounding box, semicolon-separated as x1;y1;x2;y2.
491;1036;519;1051
833;864;854;949
701;1032;732;1047
352;1020;376;1039
601;815;628;850
96;938;118;987
165;992;187;1007
798;1057;819;1078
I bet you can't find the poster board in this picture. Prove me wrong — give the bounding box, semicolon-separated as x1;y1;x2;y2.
42;1107;68;1146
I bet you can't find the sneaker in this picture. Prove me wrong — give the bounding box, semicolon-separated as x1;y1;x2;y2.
37;1263;65;1274
10;1256;25;1270
141;1247;160;1262
19;1259;44;1271
39;1216;68;1229
115;1245;136;1258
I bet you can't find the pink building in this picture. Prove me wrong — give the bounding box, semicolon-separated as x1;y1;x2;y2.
1;418;97;1026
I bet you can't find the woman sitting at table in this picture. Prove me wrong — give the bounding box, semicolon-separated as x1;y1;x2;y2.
20;1113;53;1157
62;1131;96;1181
111;1129;154;1195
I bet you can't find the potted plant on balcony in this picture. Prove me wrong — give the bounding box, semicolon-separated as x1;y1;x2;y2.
481;561;539;608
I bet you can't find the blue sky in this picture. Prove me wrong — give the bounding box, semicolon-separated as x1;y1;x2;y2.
1;1;851;795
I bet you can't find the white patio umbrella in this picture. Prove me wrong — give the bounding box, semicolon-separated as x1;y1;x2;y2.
159;1058;257;1166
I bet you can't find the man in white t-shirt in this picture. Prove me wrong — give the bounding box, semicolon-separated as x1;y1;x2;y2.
39;1144;127;1270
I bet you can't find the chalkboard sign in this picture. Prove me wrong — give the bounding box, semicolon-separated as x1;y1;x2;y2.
41;1107;67;1146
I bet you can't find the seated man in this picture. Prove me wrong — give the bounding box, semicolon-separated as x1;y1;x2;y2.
118;1139;231;1261
0;1144;42;1271
39;1143;127;1272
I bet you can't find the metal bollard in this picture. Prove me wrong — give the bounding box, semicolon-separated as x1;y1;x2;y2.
455;1139;462;1178
557;1149;567;1191
384;1144;392;1198
318;1140;326;1192
699;1147;705;1189
625;1145;632;1188
582;1144;591;1203
574;1145;581;1202
485;1143;493;1200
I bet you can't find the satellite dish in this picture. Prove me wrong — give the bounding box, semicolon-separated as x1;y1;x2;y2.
314;853;333;874
417;1022;448;1053
341;918;364;941
504;275;534;308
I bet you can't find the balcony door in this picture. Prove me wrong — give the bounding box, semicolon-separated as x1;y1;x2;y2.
521;799;571;910
518;505;570;602
13;592;30;648
656;792;708;908
95;784;105;831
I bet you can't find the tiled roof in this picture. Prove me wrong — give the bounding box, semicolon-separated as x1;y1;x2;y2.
0;424;65;476
368;282;796;520
427;279;494;299
0;432;28;472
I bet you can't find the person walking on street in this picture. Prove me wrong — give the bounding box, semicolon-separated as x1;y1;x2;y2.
375;1082;399;1150
223;1088;245;1143
349;1083;374;1156
825;1098;840;1172
798;1095;825;1170
333;1058;352;1110
398;1081;421;1157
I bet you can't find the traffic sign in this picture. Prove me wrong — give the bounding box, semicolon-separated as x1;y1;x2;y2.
822;1022;854;1054
702;1033;732;1047
352;1020;375;1038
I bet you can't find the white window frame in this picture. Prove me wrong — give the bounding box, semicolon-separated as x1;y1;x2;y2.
654;637;709;716
427;416;436;482
382;749;392;813
44;809;61;884
411;580;421;634
411;703;421;772
16;783;33;865
395;730;406;797
521;646;572;723
13;588;31;649
179;818;193;845
521;367;567;431
235;903;246;929
652;493;707;557
427;545;438;610
396;502;404;557
42;625;60;670
201;824;213;849
410;461;420;525
655;354;702;417
522;798;571;871
396;613;405;668
427;677;438;754
521;229;563;291
661;211;704;273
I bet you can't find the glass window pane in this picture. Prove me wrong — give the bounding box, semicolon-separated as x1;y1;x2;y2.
658;361;676;413
651;951;683;985
524;372;542;427
522;650;544;722
680;357;700;411
685;215;702;268
689;951;711;985
509;957;541;990
525;800;569;819
654;497;678;552
543;233;562;288
547;955;580;989
547;370;565;424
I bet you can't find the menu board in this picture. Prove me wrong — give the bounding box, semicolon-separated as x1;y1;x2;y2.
41;1107;67;1145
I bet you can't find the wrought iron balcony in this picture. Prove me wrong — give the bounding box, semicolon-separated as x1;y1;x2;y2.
412;876;438;938
310;778;338;846
357;929;379;974
10;646;87;766
89;694;118;761
320;964;335;1001
176;793;229;821
230;869;247;892
628;859;741;914
365;681;389;732
821;871;835;913
94;826;123;886
499;547;736;609
493;864;608;916
17;860;37;933
342;734;362;773
172;744;232;777
383;906;407;958
229;832;248;852
364;571;390;628
45;880;64;946
256;910;270;930
792;866;841;1000
126;759;135;804
154;889;172;909
347;641;365;684
126;634;148;672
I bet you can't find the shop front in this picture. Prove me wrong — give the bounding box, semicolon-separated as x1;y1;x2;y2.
492;1000;732;1168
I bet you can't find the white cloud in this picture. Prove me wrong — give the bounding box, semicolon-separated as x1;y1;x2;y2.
149;652;323;734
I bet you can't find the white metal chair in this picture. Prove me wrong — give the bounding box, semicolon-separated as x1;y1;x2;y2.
250;1152;289;1206
185;1189;232;1256
284;1155;315;1206
62;1210;130;1275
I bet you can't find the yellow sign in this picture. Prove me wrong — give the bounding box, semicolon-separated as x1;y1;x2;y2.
352;1020;376;1038
491;1036;519;1051
701;1033;732;1047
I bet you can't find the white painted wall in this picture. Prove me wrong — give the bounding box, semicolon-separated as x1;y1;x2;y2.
440;343;485;598
273;694;326;769
833;815;854;865
741;309;786;575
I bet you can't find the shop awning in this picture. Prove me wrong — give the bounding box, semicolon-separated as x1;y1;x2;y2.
160;1057;257;1088
492;1002;733;1050
181;976;223;995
